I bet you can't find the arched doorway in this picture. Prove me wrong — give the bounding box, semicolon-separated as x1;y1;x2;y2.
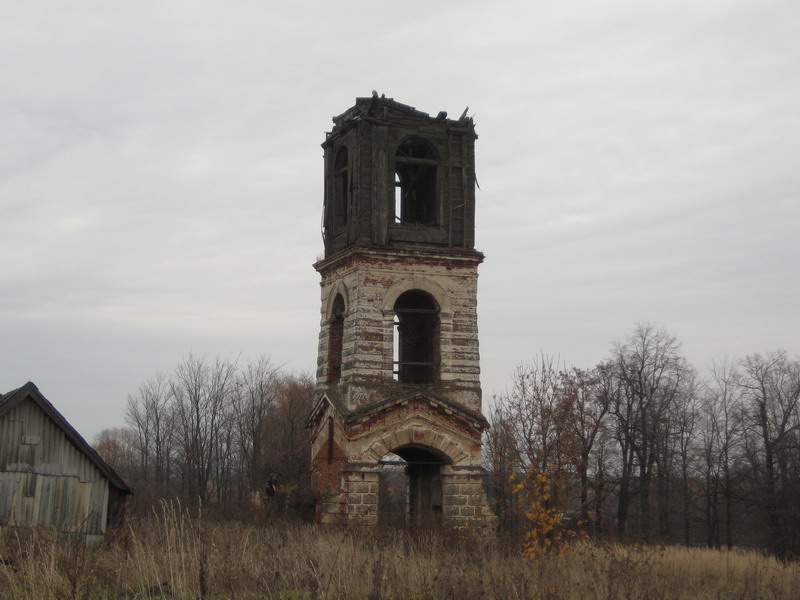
378;445;449;527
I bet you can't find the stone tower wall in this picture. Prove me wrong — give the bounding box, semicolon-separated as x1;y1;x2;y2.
315;248;483;413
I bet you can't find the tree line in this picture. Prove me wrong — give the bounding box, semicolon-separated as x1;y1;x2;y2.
485;323;800;558
95;355;315;517
95;326;799;557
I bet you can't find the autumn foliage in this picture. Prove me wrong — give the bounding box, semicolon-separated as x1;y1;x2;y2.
513;465;586;557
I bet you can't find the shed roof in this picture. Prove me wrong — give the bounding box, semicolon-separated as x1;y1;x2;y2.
0;381;132;494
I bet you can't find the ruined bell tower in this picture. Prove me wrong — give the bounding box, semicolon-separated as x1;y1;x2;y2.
307;94;494;528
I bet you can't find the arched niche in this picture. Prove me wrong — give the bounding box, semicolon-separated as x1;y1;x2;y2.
327;293;346;382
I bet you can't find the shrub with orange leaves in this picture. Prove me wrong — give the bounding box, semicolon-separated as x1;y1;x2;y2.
512;464;586;558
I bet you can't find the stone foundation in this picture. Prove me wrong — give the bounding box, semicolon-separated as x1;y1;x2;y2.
440;467;495;529
316;461;496;530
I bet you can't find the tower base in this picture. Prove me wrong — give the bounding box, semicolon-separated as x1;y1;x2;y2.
309;391;497;531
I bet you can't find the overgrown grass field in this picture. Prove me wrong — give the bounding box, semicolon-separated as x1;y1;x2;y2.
1;505;798;599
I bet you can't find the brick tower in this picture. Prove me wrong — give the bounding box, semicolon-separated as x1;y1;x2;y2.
308;94;494;528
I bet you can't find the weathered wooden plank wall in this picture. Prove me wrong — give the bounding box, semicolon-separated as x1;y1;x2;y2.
0;398;110;541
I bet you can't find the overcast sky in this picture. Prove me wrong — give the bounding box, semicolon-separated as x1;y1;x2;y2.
2;0;798;441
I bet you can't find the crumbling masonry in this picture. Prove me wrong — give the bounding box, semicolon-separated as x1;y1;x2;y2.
307;95;495;528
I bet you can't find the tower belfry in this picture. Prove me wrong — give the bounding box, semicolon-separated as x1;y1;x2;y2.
308;95;494;528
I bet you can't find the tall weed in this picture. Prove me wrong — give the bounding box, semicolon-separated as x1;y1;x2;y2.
1;507;799;599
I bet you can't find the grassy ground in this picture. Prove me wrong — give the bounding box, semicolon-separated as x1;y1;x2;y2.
1;504;798;599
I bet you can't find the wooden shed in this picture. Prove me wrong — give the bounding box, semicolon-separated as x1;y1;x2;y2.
0;382;131;544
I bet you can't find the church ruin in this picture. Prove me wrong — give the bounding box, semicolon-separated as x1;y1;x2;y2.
307;94;494;528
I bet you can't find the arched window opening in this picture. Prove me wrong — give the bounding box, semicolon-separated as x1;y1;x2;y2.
394;137;438;225
327;294;345;382
333;147;349;230
393;290;439;384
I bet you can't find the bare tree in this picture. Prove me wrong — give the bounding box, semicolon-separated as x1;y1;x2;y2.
231;355;279;502
489;358;618;535
484;400;522;531
500;357;575;473
125;372;175;501
698;358;745;549
561;365;611;529
94;427;139;486
171;354;238;506
673;373;700;544
123;356;316;514
269;372;315;487
739;351;800;558
610;323;693;540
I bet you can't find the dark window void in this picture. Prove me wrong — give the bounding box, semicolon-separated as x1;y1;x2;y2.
327;294;345;382
394;137;438;225
393;290;439;384
333;147;349;230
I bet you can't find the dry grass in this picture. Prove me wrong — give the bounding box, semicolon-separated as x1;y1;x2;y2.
1;504;799;599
